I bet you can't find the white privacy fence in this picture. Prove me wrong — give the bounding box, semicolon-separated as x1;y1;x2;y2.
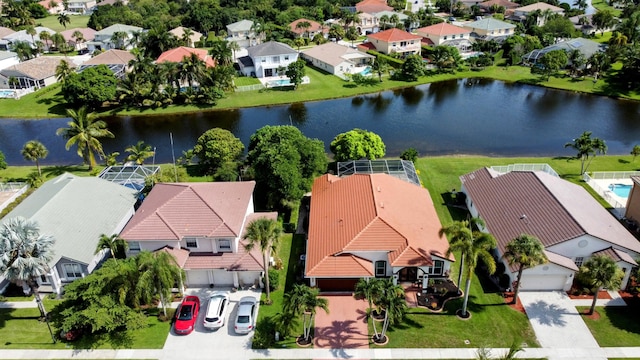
582;172;638;219
491;163;559;177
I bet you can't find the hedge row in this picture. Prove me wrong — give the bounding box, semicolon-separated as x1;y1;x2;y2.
366;50;404;69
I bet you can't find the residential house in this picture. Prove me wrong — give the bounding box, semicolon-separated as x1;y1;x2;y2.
522;37;604;65
119;181;277;288
60;27;97;52
374;11;413;30
0;27;15;41
363;28;421;57
356;12;380;35
95;0;129;7
416;23;471;51
226;19;257;48
509;2;564;26
0;27;57;51
0;56;74;89
238;41;298;78
356;0;393;14
301;42;374;79
38;0;64;14
169;26;203;47
66;0;96;14
477;0;519;13
463;17;516;42
86;23;143;52
0;50;19;71
0;173;138;295
78;49;134;79
460;166;640;291
157;47;215;72
289;18;327;39
305;173;453;291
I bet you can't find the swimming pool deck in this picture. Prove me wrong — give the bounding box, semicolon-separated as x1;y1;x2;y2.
590;178;632;214
259;75;310;87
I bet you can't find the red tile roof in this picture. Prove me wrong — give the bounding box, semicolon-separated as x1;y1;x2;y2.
289;18;327;35
306;174;451;278
416;23;471;36
593;247;638;265
155;245;190;267
356;0;393;13
120;181;256;241
357;42;376;51
157;46;215;67
367;28;422;42
478;0;519;9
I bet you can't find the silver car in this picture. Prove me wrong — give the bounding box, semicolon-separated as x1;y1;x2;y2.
234;296;257;334
203;291;229;330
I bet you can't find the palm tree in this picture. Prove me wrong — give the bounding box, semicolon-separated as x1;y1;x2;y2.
373;278;407;343
503;234;548;305
631;145;640;162
444;221;497;318
579;255;622;315
0;217;55;318
573;0;588;11
13;41;33;61
57;12;70;29
283;283;329;343
379;14;390;30
39;30;51;52
439;218;483;293
209;40;233;66
56;106;114;170
25;25;36;44
21;140;48;177
295;20;312;38
55;59;72;83
476;340;524;360
243;217;282;304
180;52;206;88
389;14;400;28
51;33;66;52
71;30;84;50
136;251;184;317
181;28;194;47
125;140;154;164
564;131;607;174
228;41;240;62
95;234;128;260
110;31;128;49
354;277;383;312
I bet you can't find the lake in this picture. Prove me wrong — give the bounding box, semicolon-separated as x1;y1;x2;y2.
1;78;639;165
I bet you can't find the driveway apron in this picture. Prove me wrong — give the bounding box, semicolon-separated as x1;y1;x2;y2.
314;295;369;349
518;291;601;351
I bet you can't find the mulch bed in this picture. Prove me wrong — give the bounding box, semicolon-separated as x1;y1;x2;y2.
567;290;612;300
581;309;601;320
618;290;640;306
503;292;526;314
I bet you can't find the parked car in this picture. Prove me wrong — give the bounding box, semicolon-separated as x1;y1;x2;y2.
234;296;257;334
203;291;229;330
174;295;201;335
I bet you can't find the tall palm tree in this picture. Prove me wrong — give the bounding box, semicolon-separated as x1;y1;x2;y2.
71;30;84;50
295;20;312;38
95;234;128;260
110;31;128;49
180;52;206;88
0;217;55;318
564;131;607;174
39;31;51;52
503;234;547;305
21;140;48;177
25;25;36;44
125;140;155;165
136;251;184;317
379;14;390;30
13;41;33;61
243;217;282;304
444;222;497;317
55;59;72;83
373;278;407;343
181;28;194;47
56;106;114;170
57;12;70;29
283;283;329;342
439;217;485;293
579;255;622;315
209;40;233;66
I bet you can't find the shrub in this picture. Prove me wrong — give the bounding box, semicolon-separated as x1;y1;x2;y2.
264;268;280;292
400;148;419;163
252;316;277;349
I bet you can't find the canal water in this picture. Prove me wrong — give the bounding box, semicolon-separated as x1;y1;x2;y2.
1;78;639;165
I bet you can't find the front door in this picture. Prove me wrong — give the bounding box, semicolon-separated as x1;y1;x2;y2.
265;68;274;77
399;267;417;282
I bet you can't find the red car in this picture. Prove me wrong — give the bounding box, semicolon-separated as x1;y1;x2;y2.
174;295;200;335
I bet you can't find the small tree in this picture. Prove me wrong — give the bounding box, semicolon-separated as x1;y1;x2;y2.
21;140;48;177
285;59;306;90
192;128;244;174
536;49;568;81
125;140;155;165
283;283;329;343
564;131;607;174
0;150;6;170
503;234;548;305
243;218;282;304
371;57;389;82
577;255;623;315
330;128;386;161
95;233;128;260
400;148;418;163
401;54;425;81
631;145;640;162
372;278;407;343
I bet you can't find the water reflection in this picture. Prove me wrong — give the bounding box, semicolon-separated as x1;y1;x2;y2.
399;87;425;106
288;103;308;125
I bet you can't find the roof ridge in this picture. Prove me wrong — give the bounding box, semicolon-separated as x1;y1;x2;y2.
188;185;231;235
155;211;182;240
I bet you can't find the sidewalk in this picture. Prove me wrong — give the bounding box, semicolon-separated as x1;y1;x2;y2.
0;299;38;308
569;290;627;307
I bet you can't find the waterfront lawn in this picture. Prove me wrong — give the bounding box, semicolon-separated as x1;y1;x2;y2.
36;15;91;32
234;77;262;86
0;165;96;182
578;304;640;347
0;83;67;118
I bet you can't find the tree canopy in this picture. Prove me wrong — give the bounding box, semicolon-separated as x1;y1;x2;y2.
192;128;244;174
247;125;327;210
62;65;118;109
285;59;306;89
330;128;386;161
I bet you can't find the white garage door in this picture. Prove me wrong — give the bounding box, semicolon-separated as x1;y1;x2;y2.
212;270;234;286
520;274;569;291
187;270;210;286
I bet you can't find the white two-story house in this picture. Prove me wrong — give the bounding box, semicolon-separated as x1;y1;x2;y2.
238;41;298;78
362;28;421;57
119;181;277;288
86;23;143;52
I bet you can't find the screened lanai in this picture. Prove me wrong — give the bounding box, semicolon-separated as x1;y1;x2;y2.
337;159;421;186
98;165;161;192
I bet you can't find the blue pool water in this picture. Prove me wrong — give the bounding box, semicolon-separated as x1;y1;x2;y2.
0;90;15;98
609;183;632;198
360;67;372;75
269;79;292;86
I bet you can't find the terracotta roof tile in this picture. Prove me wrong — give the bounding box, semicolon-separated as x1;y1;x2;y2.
367;28;422;42
157;46;215;67
544;250;579;271
155;245;190;267
416;23;471;36
289;18;326;35
60;27;96;43
308;254;374;277
356;0;393;13
592;247;638;265
306;174;450;278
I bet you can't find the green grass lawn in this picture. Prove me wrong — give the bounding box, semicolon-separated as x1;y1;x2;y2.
578;302;640;347
0;164;97;182
0;306;171;349
36;15;91;32
234;77;262;86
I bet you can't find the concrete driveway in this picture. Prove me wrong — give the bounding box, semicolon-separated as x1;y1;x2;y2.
162;288;261;353
518;291;600;349
314;295;369;349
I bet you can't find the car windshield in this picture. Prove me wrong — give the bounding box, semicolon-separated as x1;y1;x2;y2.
237;315;250;324
205;316;219;322
178;305;193;320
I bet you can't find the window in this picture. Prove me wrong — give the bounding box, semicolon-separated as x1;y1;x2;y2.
40;274;49;283
272;56;279;63
575;257;584;267
185;237;198;248
63;264;83;279
375;261;386;277
284;55;289;60
443;36;448;40
400;41;407;47
261;58;266;63
432;260;444;275
218;239;231;252
129;241;141;251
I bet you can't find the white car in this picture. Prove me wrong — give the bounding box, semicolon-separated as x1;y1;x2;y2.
234;296;257;334
203;291;229;330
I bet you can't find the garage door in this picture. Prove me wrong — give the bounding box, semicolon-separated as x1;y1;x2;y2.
317;278;358;292
212;270;234;286
520;275;569;291
187;270;210;287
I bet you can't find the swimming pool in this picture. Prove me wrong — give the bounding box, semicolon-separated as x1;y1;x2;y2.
609;183;632;198
269;79;293;87
0;90;16;98
360;67;372;75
